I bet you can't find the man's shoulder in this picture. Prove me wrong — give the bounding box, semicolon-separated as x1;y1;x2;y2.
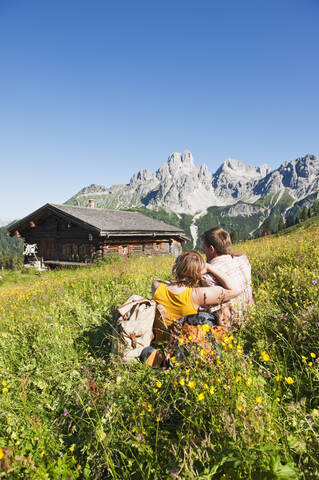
209;255;232;267
233;254;251;267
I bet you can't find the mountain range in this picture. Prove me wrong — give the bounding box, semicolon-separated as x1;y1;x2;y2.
66;151;319;248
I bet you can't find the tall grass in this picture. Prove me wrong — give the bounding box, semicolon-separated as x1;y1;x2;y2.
0;226;318;479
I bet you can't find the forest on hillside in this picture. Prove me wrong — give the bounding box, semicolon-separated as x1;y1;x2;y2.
0;227;23;255
0;227;23;269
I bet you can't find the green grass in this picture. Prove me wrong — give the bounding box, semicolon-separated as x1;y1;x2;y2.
0;226;318;479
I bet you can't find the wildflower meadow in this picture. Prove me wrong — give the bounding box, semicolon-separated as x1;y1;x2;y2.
0;218;319;479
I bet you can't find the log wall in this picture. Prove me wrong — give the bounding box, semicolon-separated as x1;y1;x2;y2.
20;213;183;264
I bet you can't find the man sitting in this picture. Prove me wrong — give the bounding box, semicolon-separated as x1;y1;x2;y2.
200;227;254;329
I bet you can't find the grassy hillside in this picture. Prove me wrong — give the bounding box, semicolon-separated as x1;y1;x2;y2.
0;225;318;479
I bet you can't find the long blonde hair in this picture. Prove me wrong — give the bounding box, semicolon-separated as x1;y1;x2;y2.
172;250;205;287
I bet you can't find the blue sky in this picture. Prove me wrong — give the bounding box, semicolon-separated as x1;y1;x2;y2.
0;0;318;218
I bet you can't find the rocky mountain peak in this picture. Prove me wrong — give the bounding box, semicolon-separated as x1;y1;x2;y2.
70;150;318;220
130;169;155;185
165;150;195;176
257;163;272;177
220;158;270;180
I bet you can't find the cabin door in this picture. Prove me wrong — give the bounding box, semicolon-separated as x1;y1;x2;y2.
41;238;55;260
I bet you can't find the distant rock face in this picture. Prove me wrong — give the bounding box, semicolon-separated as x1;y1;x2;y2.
254;154;319;199
212;158;271;204
68;151;319;223
220;204;265;217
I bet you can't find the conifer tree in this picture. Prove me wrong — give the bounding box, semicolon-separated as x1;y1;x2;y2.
301;206;308;222
230;231;238;243
313;199;319;216
278;216;284;231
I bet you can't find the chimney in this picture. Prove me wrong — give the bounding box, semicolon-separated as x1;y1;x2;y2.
88;199;95;209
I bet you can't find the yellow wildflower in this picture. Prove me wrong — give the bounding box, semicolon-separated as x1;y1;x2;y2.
2;388;8;393
147;404;152;412
275;375;281;382
156;417;161;422
185;369;190;375
210;386;215;395
202;324;210;332
301;356;307;363
276;397;280;402
261;351;270;362
203;383;209;390
246;378;252;387
235;376;242;383
40;450;45;457
312;409;319;417
308;362;313;367
256;396;263;404
0;448;4;459
260;283;265;288
179;378;185;386
198;392;205;401
77;465;82;471
1;381;7;386
155;381;162;389
310;353;316;358
285;377;294;385
188;380;196;389
237;404;243;411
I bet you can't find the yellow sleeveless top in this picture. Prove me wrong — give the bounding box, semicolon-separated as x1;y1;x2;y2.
152;283;198;343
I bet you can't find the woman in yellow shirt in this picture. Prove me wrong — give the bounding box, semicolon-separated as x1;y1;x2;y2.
151;250;242;344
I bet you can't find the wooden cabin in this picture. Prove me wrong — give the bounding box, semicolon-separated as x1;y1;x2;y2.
8;203;188;268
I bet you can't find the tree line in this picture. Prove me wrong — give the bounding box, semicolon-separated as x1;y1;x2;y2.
261;199;319;237
0;227;23;270
228;199;319;242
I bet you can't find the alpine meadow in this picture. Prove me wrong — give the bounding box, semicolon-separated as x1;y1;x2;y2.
0;216;318;479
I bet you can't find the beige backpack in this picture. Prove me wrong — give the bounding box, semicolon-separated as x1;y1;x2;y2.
117;295;161;361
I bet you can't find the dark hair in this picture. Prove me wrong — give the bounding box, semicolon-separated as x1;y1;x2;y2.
201;227;232;255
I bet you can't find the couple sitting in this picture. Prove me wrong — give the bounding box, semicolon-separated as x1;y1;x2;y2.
142;228;253;366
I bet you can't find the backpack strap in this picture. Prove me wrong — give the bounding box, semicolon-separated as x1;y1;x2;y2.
123;332;143;349
118;295;154;318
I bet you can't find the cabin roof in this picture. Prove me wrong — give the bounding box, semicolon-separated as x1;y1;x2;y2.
8;203;189;241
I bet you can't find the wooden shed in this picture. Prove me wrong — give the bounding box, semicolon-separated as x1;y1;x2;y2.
8;203;188;267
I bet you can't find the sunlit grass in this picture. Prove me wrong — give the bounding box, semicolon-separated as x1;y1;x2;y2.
0;225;318;479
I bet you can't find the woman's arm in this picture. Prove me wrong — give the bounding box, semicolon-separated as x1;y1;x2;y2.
192;283;243;309
152;280;161;296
